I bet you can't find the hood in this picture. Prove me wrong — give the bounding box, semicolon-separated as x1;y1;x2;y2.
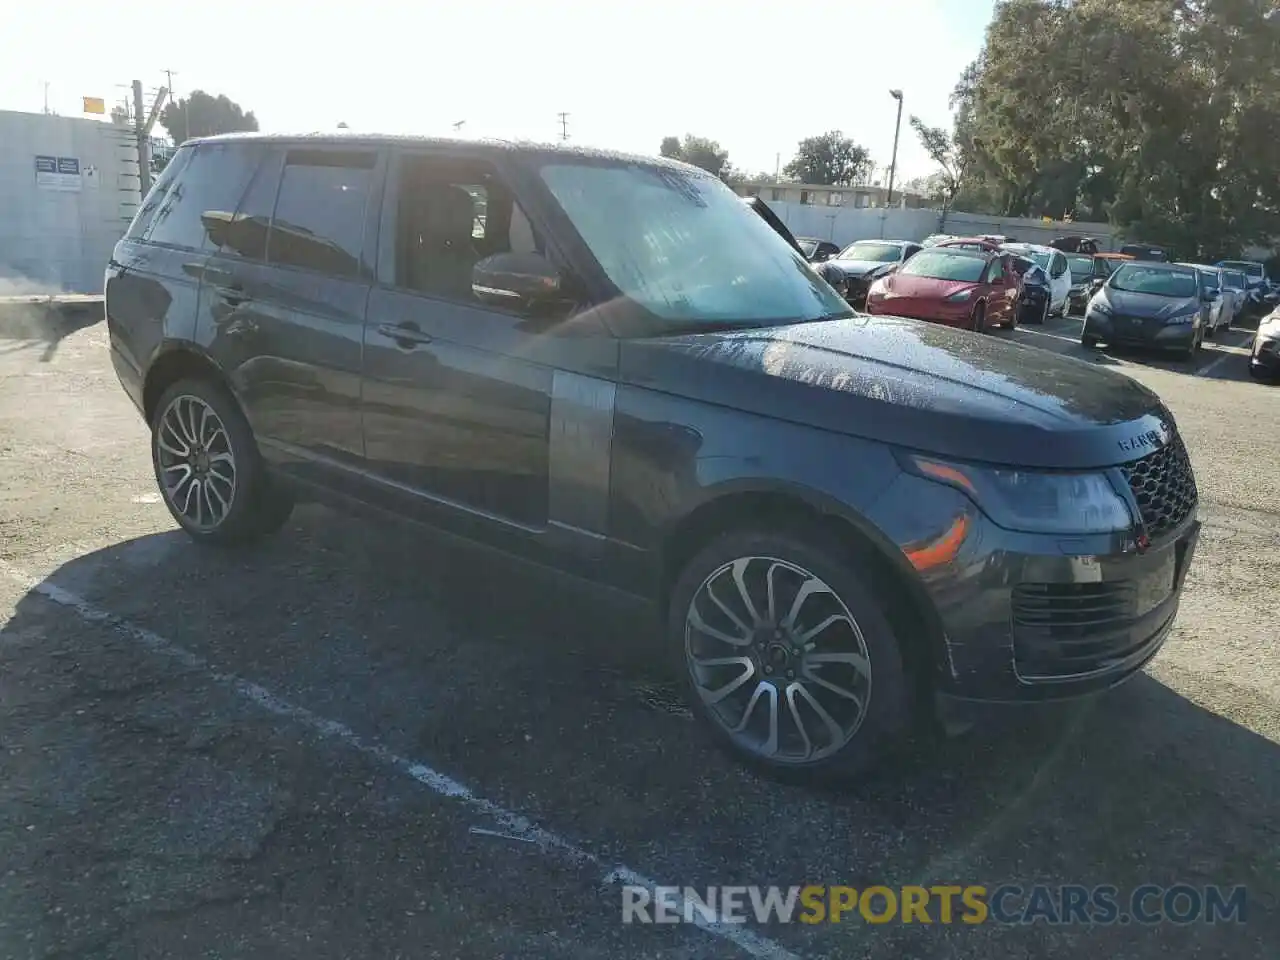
831;258;897;279
619;315;1168;470
1102;289;1199;319
885;273;976;299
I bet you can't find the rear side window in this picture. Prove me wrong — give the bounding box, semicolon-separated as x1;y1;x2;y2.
142;143;260;251
125;147;192;240
269;150;375;278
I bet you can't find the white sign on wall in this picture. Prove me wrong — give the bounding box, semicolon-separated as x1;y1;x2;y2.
35;155;82;192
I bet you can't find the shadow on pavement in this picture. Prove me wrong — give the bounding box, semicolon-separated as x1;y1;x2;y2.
1;514;1275;958
0;298;103;363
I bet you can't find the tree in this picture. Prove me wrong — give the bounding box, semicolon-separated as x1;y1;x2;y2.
160;90;259;146
782;131;871;185
658;134;730;178
908;116;968;215
951;0;1280;257
109;103;130;126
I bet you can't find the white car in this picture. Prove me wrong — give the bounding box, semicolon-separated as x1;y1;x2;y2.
1002;243;1072;316
1219;268;1249;326
1177;263;1232;335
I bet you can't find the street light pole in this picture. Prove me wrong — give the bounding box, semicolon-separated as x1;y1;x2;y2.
886;89;904;209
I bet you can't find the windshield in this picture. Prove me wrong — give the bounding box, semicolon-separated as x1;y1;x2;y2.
540;163;850;327
1108;265;1198;298
900;250;987;282
837;241;902;262
1226;270;1247;288
1067;256;1096;279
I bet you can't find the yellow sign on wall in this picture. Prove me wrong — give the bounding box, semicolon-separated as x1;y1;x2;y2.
82;96;106;115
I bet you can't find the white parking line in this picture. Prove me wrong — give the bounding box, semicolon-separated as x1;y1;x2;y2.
1196;331;1253;377
0;559;801;960
1010;326;1082;345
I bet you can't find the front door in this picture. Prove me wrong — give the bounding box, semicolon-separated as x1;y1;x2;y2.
360;149;618;570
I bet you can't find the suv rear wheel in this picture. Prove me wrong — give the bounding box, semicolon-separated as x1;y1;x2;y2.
151;378;293;545
668;527;912;782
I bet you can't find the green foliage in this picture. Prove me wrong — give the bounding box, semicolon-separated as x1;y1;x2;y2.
954;0;1280;257
782;131;871;185
659;134;731;178
160;91;259;145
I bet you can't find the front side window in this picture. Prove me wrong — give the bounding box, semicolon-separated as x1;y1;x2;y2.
539;162;849;327
900;251;988;282
1109;266;1199;298
269;150;375;278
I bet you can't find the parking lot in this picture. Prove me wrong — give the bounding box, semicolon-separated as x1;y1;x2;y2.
1;304;1276;959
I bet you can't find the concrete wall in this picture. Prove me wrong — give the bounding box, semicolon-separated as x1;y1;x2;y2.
0;110;138;295
766;201;1120;251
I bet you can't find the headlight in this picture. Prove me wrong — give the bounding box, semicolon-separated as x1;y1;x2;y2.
1089;298;1112;317
945;289;973;302
906;454;1132;534
1165;310;1197;325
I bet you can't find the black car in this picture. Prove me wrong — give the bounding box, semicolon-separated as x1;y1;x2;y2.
827;239;924;308
1119;243;1170;262
1008;255;1051;324
796;237;841;263
107;134;1201;780
744;198;849;297
1065;253;1114;316
1082;262;1211;358
1051;236;1100;255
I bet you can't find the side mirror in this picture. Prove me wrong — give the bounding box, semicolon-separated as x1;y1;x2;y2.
472;252;562;310
1088;278;1106;293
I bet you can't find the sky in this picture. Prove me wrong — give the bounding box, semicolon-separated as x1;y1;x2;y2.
2;0;993;184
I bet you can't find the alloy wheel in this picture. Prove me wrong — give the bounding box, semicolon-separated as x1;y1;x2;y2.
155;394;237;531
684;556;873;764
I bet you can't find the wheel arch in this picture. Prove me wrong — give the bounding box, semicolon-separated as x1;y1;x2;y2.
142;343;237;425
659;484;948;692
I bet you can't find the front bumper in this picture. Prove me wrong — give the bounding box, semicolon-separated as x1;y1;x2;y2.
867;296;973;328
1083;311;1196;351
1250;335;1280;377
867;472;1200;704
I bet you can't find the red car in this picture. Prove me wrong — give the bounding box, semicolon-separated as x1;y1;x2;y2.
864;247;1020;331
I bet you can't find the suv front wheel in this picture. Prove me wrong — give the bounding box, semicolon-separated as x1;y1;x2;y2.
668;527;912;782
151;378;293;545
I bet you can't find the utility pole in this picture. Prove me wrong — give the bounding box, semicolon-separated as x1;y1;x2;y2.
132;80;169;198
886;89;904;209
163;69;185;143
42;81;51;114
557;112;569;142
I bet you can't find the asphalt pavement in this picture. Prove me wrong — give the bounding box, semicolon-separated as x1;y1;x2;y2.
0;303;1276;959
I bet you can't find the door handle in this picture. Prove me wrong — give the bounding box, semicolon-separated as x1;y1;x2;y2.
377;322;433;348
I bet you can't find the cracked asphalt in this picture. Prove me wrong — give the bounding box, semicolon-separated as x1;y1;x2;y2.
0;301;1276;959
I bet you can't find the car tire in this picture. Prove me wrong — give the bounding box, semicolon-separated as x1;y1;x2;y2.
971;303;987;334
1081;334;1098;348
150;377;294;546
668;526;913;783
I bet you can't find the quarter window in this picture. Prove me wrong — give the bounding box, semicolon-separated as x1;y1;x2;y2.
269;150;375;278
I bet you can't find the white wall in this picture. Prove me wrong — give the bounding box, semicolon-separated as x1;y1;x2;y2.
766;201;1120;251
0;110;137;294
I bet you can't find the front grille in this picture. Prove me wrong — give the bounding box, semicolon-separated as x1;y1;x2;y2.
1120;436;1198;538
1011;582;1164;679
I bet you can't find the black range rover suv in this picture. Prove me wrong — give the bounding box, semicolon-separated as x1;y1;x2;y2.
106;134;1201;780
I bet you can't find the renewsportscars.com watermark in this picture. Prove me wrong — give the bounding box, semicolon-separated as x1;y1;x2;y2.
621;884;1248;926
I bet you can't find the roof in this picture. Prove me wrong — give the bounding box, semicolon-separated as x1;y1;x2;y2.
1003;242;1057;254
919;246;990;259
186;131;698;173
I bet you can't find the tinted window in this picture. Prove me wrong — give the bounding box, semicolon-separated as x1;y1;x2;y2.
126;146;192;240
207;152;281;262
143;143;260;251
901;251;987;282
269;150;375;278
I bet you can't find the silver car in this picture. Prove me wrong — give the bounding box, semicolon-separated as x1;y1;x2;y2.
1177;263;1232;336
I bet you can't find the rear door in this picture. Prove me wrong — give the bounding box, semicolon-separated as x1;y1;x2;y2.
197;145;384;483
